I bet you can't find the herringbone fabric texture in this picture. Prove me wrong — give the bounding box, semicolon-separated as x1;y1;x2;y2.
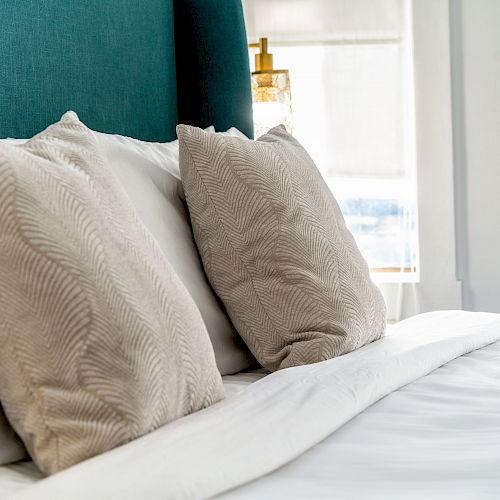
178;124;386;371
0;113;224;475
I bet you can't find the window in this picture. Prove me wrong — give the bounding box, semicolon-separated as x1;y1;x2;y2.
244;0;418;283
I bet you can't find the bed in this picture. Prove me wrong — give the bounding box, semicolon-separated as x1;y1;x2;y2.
1;1;500;499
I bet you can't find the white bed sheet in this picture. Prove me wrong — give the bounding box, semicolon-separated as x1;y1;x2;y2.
221;369;268;398
3;311;500;499
220;338;500;499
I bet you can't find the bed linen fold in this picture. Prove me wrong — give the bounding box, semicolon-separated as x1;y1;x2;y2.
9;311;500;500
221;333;500;499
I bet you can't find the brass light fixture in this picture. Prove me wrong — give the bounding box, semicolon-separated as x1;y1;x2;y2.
249;38;292;138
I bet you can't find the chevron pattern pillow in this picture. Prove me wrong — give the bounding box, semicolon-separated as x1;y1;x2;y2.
0;113;224;475
178;124;386;371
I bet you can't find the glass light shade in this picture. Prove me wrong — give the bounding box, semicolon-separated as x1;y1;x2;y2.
251;70;292;138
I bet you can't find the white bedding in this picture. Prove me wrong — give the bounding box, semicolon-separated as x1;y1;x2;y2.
221;369;268;398
221;334;500;499
3;311;500;500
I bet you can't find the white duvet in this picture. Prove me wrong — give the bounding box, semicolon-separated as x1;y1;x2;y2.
5;311;500;500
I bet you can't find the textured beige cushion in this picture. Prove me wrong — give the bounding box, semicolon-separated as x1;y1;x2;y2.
0;112;224;475
178;124;386;371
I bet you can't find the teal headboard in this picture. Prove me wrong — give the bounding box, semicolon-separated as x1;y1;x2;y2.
0;0;253;141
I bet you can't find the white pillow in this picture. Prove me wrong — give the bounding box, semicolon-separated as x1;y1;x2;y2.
221;127;249;139
0;138;27;144
93;127;255;375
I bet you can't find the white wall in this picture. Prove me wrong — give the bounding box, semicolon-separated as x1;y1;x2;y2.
450;0;500;312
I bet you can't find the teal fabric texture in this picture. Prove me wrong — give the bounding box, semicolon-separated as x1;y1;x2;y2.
0;1;253;141
0;0;177;141
174;0;254;138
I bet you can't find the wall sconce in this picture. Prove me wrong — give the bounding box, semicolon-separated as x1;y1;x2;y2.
249;37;293;138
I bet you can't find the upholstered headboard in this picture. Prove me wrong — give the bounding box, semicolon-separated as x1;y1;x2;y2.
0;0;253;141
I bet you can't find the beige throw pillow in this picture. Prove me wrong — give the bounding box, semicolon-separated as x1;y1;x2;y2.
178;124;386;371
0;112;224;475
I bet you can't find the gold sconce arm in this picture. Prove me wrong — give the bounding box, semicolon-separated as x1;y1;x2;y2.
248;37;273;72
